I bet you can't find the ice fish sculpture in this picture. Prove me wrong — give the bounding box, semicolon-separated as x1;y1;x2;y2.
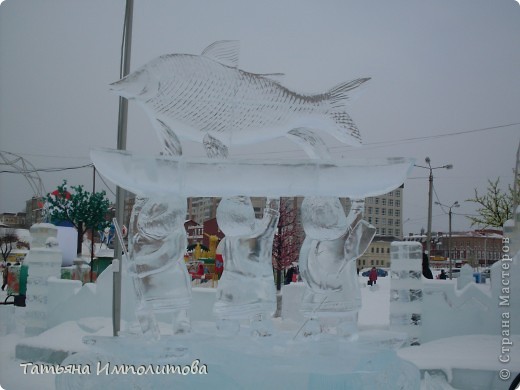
110;40;370;159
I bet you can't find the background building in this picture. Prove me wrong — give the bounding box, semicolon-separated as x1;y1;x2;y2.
357;236;393;270
0;212;26;228
403;229;503;268
364;184;404;239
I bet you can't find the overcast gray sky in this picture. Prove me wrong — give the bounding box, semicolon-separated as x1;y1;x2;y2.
1;0;519;235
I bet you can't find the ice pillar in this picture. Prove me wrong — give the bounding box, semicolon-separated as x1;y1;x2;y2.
24;223;63;336
389;242;422;346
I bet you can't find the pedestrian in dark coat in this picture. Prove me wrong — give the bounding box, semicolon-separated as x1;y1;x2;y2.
368;267;378;285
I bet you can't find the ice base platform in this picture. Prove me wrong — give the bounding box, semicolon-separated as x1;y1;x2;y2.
91;148;415;198
56;323;420;390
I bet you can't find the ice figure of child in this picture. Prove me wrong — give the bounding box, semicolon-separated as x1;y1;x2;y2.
299;197;375;339
213;196;279;336
128;196;192;336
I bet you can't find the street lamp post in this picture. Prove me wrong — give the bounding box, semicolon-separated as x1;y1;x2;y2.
414;157;453;257
435;201;459;279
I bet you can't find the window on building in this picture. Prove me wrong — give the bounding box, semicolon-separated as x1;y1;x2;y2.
375;198;379;205
368;207;373;214
388;228;393;235
381;208;386;216
375;218;379;224
382;199;386;206
395;210;400;217
376;248;380;253
395;200;401;207
395;220;400;226
396;190;401;197
382;218;386;225
388;209;393;216
371;260;374;266
389;199;394;206
371;247;374;253
387;248;390;254
381;228;386;235
395;229;400;236
368;217;372;224
388;218;393;226
375;208;379;214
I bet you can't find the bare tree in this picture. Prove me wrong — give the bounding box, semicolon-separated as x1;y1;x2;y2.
272;197;303;291
466;177;519;228
0;228;18;263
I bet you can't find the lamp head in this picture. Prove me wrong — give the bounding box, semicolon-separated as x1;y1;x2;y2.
425;157;431;164
445;164;453;170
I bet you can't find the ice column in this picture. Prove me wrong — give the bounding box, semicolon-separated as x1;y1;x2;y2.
457;264;474;290
389;242;422;346
24;223;63;336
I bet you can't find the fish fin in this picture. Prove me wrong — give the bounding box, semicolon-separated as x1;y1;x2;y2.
201;40;240;68
156;119;182;156
203;133;229;158
325;78;370;145
257;73;285;82
286;128;331;160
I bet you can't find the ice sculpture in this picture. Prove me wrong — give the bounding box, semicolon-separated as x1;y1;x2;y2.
91;148;415;199
109;40;369;159
389;242;423;346
78;39;422;389
23;223;63;336
299;197;375;338
213;197;279;336
128;196;192;335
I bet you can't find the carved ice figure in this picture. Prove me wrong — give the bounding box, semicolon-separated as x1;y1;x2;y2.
128;196;191;335
110;40;369;159
213;197;279;336
299;197;375;338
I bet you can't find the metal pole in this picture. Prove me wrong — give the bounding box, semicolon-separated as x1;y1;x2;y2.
426;168;433;257
448;208;452;280
484;237;487;269
91;166;95;283
113;0;134;337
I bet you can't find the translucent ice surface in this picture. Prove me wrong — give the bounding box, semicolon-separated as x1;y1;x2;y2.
91;148;415;199
109;40;369;159
213;197;279;321
128;196;192;334
299;198;376;320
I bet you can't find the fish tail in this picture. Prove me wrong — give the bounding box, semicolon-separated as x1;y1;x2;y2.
325;78;370;145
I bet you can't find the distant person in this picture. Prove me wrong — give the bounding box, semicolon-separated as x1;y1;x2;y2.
284;266;294;285
422;252;433;279
439;269;447;280
368;266;378;286
1;261;9;291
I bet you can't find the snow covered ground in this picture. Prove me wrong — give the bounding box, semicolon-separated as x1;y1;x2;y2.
0;274;517;389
